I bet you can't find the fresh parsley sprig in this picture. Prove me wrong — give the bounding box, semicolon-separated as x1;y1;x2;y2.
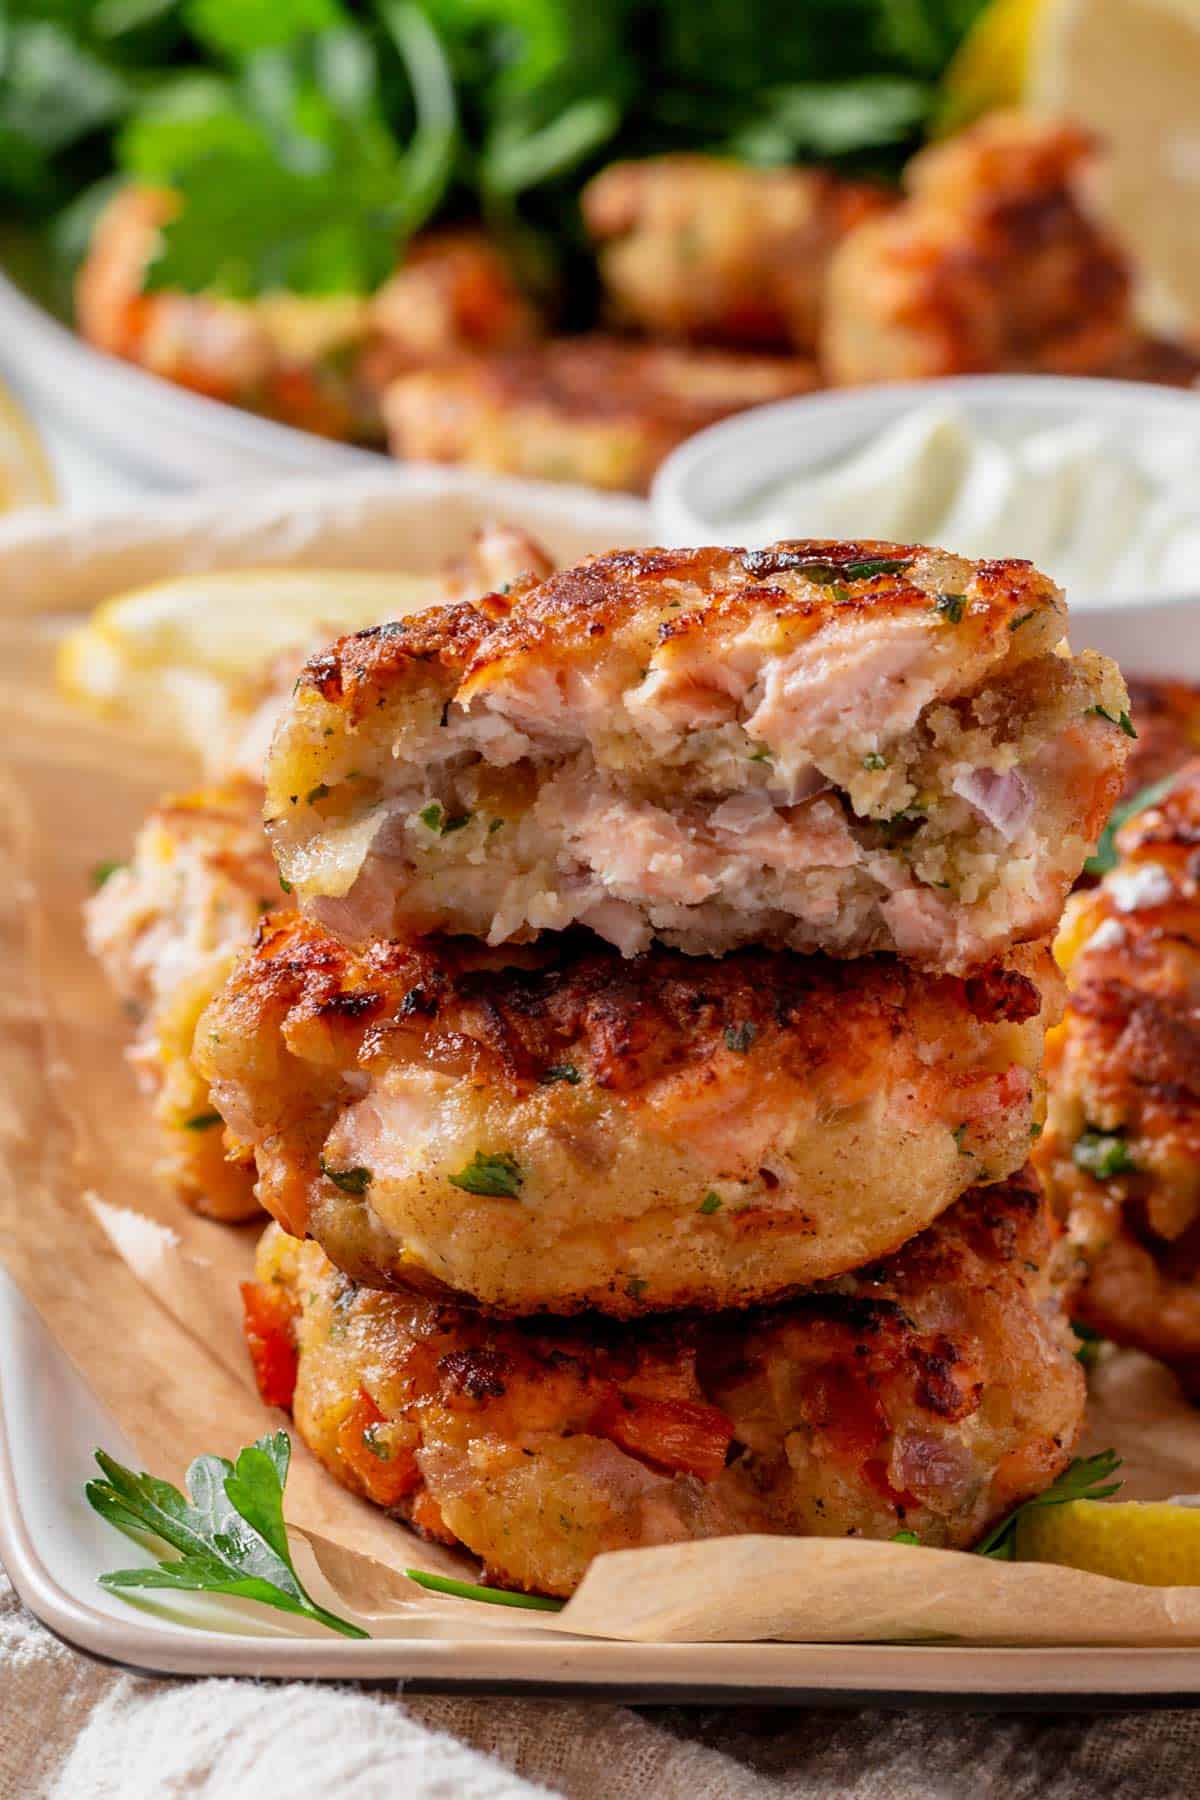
972;1450;1123;1560
87;1431;367;1639
1084;772;1179;878
405;1568;564;1611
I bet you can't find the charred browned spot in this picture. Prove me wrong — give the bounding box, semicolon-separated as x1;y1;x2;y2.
438;1345;511;1401
911;1336;979;1421
316;990;383;1021
965;965;1041;1024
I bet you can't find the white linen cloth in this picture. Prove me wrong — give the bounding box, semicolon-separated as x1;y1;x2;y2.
5;1562;1200;1799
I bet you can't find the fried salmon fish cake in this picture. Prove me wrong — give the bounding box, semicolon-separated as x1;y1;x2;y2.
85;781;282;1220
1039;759;1200;1391
247;1173;1084;1597
822;115;1136;387
266;541;1128;973
382;336;816;493
200;913;1061;1314
582;154;892;352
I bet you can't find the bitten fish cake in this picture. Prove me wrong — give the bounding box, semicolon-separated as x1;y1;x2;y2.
1039;760;1200;1392
199;914;1061;1315
246;1173;1085;1598
85;780;281;1220
266;540;1129;973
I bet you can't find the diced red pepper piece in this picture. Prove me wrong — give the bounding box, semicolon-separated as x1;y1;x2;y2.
335;1387;421;1508
593;1390;734;1483
240;1281;299;1411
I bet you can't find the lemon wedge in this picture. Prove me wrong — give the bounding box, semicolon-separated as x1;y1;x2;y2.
1028;0;1200;336
935;0;1040;134
57;567;443;759
1017;1498;1200;1584
0;375;56;511
939;0;1200;334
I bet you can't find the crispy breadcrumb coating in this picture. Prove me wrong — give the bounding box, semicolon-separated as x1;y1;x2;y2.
382;336;816;493
248;1172;1084;1596
84;781;281;1220
266;540;1128;972
1039;759;1200;1391
821;115;1137;386
200;913;1061;1313
582;154;892;352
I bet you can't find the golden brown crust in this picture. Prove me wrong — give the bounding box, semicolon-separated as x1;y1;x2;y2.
254;1172;1084;1596
582;154;893;351
200;911;1060;1313
382;337;817;493
822;114;1135;386
1039;758;1200;1385
84;779;282;1221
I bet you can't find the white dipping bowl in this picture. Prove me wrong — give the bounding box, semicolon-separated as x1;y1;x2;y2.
650;374;1200;610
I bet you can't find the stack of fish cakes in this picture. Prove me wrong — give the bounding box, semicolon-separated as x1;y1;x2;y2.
197;540;1129;1599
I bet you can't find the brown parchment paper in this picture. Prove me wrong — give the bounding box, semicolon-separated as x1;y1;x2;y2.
6;492;1200;1649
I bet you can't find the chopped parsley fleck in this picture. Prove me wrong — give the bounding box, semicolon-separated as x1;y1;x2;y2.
1029;1121;1044;1140
362;1425;390;1461
625;1276;648;1299
1089;705;1137;739
723;1022;757;1053
934;593;965;624
843;558;910;580
90;859;126;889
540;1063;581;1086
891;1529;921;1546
792;561;843;584
182;1111;222;1132
1073;1321;1105;1369
863;752;888;771
318;1158;373;1195
1085;771;1177;878
1072;1130;1137;1180
448;1151;522;1198
419;802;472;835
306;783;330;804
698;1191;723;1215
829;583;851;604
488;817;505;834
279;874;293;895
1009;611;1036;632
952;1124;974;1156
749;747;773;763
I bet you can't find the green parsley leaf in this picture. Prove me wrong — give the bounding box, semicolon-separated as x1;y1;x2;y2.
891;1529;921;1545
404;1568;563;1611
1029;1121;1044;1140
318;1158;373;1194
448;1151;522;1198
1084;772;1176;878
843;558;910;580
1089;705;1137;739
540;1063;581;1086
1072;1130;1137;1180
749;746;773;763
934;593;965;624
90;859;127;888
488;817;505;834
279;874;294;895
973;1450;1123;1560
1009;611;1035;631
952;1124;974;1157
361;1423;391;1461
698;1190;723;1215
1072;1321;1106;1369
87;1432;367;1637
723;1022;757;1053
863;752;888;771
182;1111;223;1132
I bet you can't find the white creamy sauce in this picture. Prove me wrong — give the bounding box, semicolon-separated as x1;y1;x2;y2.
726;404;1200;601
